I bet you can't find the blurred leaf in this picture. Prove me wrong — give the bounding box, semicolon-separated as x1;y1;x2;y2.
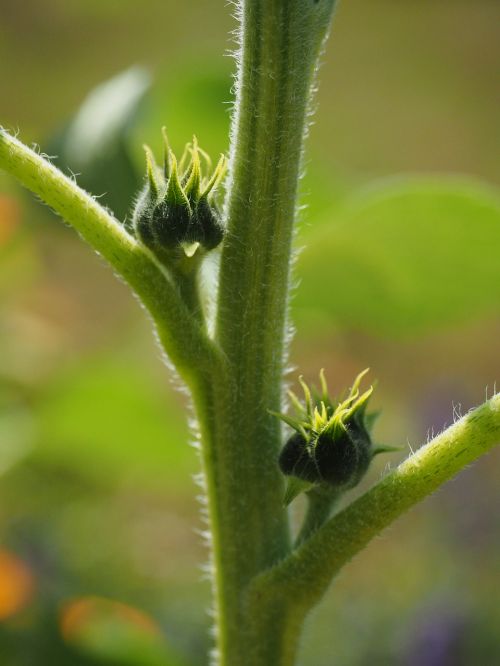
137;60;232;160
60;597;186;666
46;61;231;224
34;355;193;488
296;176;500;335
0;194;21;247
49;67;151;220
0;403;35;477
0;238;39;299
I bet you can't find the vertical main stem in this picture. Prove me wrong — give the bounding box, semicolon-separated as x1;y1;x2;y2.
196;2;337;664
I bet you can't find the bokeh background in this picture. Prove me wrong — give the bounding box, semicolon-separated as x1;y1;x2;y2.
1;1;499;664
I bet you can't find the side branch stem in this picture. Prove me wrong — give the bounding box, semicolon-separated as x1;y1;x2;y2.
246;393;500;662
0;128;220;384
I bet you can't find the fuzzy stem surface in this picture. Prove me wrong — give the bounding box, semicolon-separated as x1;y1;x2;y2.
0;128;220;385
245;393;500;662
196;1;337;663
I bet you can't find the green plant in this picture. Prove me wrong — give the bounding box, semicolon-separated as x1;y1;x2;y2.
1;2;499;664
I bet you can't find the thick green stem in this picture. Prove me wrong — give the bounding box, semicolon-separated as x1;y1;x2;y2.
2;5;499;665
195;1;336;663
246;393;500;663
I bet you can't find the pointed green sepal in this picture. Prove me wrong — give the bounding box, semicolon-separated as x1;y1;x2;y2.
268;410;305;434
200;153;227;199
288;389;306;417
323;412;348;439
166;151;192;211
283;477;315;507
184;136;202;201
299;376;313;418
350;367;370;396
161;127;171;180
319;368;329;405
197;144;213;171
344;385;374;422
371;444;402;457
143;144;163;198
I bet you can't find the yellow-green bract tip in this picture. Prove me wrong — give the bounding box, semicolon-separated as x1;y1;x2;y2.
200;153;227;198
161;127;170;178
143;144;161;197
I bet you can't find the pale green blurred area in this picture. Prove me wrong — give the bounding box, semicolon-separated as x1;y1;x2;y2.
0;1;499;664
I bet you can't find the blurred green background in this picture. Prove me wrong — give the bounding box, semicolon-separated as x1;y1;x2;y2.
1;1;499;664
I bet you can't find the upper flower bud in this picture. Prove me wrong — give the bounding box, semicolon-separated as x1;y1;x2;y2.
132;130;227;260
273;369;388;505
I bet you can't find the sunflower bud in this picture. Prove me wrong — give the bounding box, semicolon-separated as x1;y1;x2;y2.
132;130;227;262
273;369;388;505
151;151;192;248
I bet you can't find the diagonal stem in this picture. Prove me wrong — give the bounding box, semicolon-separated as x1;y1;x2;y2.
0;128;221;384
245;393;500;663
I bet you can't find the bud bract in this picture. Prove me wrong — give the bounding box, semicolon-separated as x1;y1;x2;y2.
274;370;387;504
131;131;227;261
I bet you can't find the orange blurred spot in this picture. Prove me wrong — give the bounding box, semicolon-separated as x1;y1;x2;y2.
0;549;35;620
60;595;161;642
0;194;21;246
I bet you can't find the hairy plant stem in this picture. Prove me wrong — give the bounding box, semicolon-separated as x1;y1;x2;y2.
295;487;341;547
3;4;499;665
0;129;220;386
245;393;500;662
195;1;337;663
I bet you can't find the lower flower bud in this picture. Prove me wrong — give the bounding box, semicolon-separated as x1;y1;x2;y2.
274;370;386;503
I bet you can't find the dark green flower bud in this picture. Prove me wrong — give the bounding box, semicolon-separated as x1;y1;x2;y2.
132;186;155;246
273;370;386;505
278;426;371;490
191;197;225;250
185;146;227;249
150;152;192;248
131;131;227;261
132;146;164;247
279;432;319;483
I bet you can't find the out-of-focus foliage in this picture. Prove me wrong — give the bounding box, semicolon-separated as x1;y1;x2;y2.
35;355;191;489
60;596;186;665
49;67;151;220
297;177;500;334
1;0;499;664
